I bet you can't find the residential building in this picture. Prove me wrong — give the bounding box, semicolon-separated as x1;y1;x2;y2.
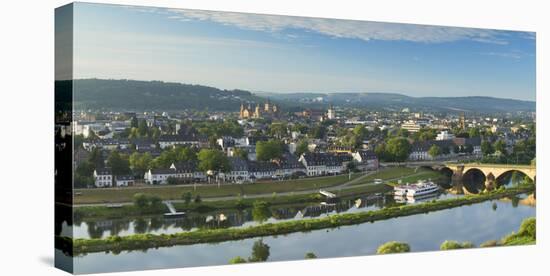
93;168;113;188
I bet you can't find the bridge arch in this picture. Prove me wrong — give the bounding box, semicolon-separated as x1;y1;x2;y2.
462;168;486;194
495;170;533;187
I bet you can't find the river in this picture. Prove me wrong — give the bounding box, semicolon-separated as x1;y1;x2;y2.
64;192;535;274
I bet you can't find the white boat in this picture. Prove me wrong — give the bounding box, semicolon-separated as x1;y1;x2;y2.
393;180;439;197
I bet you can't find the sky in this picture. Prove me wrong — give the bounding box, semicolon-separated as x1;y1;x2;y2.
71;3;536;101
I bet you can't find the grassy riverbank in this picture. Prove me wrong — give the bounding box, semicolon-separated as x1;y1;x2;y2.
75;183;392;220
74;173;363;204
67;185;534;255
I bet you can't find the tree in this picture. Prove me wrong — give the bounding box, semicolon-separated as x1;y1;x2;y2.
268;122;288;139
129;152;152;177
133;193;149;209
249;239;270;262
138;119;149;137
394;128;409;138
481;140;495;156
308;125;326;139
107;151;131;176
130;116;138;128
494;139;507;155
464;144;474;154
385;137;411;162
352;125;369;140
194;194;202;204
252;200;271;223
415;128;436;141
182;192;192;205
88;148;104;169
229;256;247;264
374;143;388;161
468;127;481;138
376;241;411;254
518;217;536;239
305;252;317;259
232;147;249;160
197;149;230;173
295;140;309;157
428;144;442;158
256;140;284;161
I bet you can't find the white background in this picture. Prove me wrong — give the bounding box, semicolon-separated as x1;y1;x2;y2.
0;0;547;275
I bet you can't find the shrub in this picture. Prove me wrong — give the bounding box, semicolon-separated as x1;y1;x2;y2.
480;240;499;248
194;195;202;204
229;256;247;264
133;193;149;209
518;217;536;239
376;241;410;254
440;240;474;250
305;252;317;259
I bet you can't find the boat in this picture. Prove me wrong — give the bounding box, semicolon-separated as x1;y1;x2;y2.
393;180;439;197
394;192;439;203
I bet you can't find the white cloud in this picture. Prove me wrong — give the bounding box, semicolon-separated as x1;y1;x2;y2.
156;8;516;44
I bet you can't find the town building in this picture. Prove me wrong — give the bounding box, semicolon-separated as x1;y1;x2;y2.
93;168;113;188
352;150;379;171
115;175;134;187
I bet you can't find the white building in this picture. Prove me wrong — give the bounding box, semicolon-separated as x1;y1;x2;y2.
93;168;113;188
352;150;379;171
115;175;134;187
436;130;456;141
401;120;422;133
144;168;176;185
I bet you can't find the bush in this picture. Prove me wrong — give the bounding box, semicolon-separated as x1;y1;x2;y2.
229;256;247;264
305;252;317;259
376;241;410;254
440;240;474;250
133;193;149;209
194;195;202;204
480;240;499;248
181;192;192;205
518;217;536;239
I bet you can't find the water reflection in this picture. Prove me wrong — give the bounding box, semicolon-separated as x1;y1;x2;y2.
72;191;462;239
71;196;535;274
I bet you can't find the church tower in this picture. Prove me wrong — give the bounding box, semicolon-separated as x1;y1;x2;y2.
327;104;336;120
264;99;271;112
254;104;261;118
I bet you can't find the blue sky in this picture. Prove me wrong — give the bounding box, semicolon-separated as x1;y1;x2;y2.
73;3;536;101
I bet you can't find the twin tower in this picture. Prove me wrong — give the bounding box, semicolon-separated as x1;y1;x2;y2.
239;100;279;119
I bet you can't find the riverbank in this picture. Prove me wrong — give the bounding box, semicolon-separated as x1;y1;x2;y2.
73;173;363;204
75;183;392;220
66;185;534;255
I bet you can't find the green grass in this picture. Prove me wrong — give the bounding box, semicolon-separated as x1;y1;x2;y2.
75;193;326;220
348;167;445;187
75;183;391;220
74;173;361;204
67;185;535;254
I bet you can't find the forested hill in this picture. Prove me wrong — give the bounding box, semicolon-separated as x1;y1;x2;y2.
263;92;535;113
68;79;265;111
64;79;535;113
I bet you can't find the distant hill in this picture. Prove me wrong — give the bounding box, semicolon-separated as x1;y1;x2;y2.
69;79;265;111
261;92;535;113
67;79;535;113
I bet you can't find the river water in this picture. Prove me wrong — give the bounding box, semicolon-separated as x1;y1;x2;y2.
66;191;535;274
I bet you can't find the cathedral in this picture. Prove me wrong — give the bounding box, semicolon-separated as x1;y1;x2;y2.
239;100;279;119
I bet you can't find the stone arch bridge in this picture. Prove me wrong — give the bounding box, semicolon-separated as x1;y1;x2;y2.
435;163;536;191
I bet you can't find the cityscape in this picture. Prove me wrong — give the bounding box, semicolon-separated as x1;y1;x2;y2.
55;3;536;274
